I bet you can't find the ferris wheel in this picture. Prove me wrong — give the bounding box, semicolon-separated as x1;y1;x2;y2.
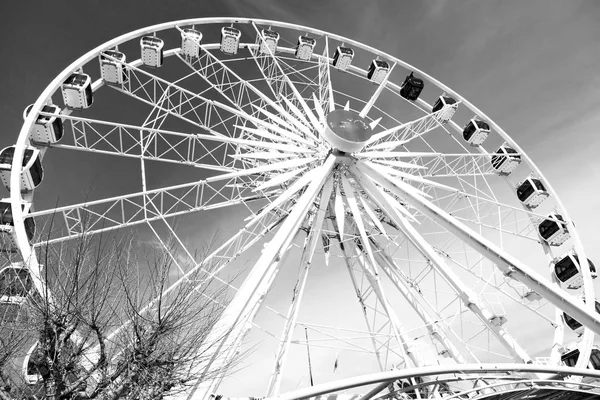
3;17;600;399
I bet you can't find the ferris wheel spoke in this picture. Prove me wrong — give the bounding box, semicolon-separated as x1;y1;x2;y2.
249;22;322;143
94;206;289;363
45;112;315;171
356;160;600;339
267;176;333;397
318;36;335;113
363;104;459;151
111;57;260;139
184;155;336;399
368;237;474;364
359;62;395;118
28;170;282;245
351;162;533;363
336;217;423;370
174;48;289;121
358;151;499;178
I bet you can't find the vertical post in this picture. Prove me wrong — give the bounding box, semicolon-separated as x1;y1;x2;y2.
305;327;314;387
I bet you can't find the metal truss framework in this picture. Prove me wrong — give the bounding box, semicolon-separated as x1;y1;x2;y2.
8;17;598;400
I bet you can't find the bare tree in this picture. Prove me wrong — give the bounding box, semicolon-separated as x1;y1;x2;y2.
0;228;235;400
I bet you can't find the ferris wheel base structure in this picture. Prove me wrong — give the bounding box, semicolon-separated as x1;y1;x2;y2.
212;364;600;400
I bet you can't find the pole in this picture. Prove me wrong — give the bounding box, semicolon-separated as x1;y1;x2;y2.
305;327;314;387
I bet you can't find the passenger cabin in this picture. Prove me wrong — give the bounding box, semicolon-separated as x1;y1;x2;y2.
367;59;390;85
259;29;280;55
554;253;597;289
23;104;63;144
0;199;35;250
0;263;33;323
332;46;354;71
463;118;490;146
516;177;549;208
140;36;164;67
61;73;93;110
538;213;570;246
563;301;600;336
400;72;424;101
221;27;241;55
490;145;521;175
99;50;128;86
23;342;42;384
561;345;600;370
181;28;203;58
295;35;316;61
432;94;458;124
0;146;44;191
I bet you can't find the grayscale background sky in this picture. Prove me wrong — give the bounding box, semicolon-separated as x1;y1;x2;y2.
1;0;600;395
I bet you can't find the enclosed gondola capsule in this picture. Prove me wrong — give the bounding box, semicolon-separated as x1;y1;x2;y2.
516;177;549;208
220;27;241;55
367;59;390;85
432;93;458;124
332;46;354;71
463;118;490;146
400;72;424;101
0;146;43;191
0;199;35;251
490;145;521;175
538;213;570;246
296;35;316;61
23;104;63;144
561;344;600;369
99;50;128;86
23;341;42;384
0;262;33;323
563;300;600;336
181;28;202;58
553;253;597;289
61;73;93;110
259;29;280;55
140;36;164;67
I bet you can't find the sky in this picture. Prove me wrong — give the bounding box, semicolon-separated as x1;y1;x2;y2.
2;0;600;397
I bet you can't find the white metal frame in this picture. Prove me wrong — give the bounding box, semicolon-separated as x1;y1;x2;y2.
10;17;599;400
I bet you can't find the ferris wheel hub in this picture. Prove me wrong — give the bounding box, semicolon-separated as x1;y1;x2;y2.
323;109;372;153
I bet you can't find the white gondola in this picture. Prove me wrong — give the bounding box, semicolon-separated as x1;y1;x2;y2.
0;146;43;191
0;199;35;251
462;117;490;146
399;72;424;101
0;262;32;323
367;59;390;85
295;35;316;61
140;36;164;67
432;93;458;124
553;252;597;289
221;27;241;55
538;213;570;246
23;341;42;384
181;28;203;58
563;300;600;336
259;29;279;54
490;144;521;175
99;50;128;85
332;46;354;71
516;177;549;208
561;344;600;369
61;73;93;110
23;104;64;144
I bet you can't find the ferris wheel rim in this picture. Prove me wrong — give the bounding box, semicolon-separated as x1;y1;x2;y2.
8;16;598;397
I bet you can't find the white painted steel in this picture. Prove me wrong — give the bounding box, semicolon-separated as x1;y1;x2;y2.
10;16;598;400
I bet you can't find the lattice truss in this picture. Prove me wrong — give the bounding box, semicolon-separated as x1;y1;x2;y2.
15;19;594;400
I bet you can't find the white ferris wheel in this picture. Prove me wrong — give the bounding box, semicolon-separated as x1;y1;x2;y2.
3;17;600;399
